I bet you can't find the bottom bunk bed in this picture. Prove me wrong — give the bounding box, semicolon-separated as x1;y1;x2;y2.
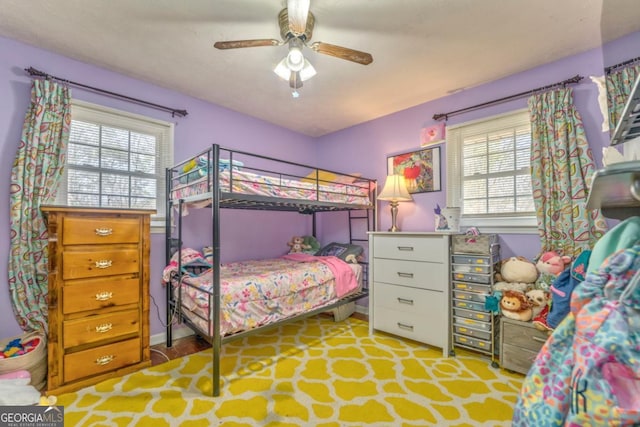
163;247;369;396
164;248;366;337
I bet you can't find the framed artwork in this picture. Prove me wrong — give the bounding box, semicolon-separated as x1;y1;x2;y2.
420;123;446;147
387;146;441;194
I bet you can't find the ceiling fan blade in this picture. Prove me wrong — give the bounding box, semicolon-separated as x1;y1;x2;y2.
287;0;310;36
309;42;373;65
214;39;281;49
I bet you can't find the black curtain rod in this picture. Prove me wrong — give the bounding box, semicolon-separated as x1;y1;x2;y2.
433;74;584;121
605;56;640;74
25;66;188;118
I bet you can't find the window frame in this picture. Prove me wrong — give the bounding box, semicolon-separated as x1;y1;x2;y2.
56;100;174;233
446;109;538;234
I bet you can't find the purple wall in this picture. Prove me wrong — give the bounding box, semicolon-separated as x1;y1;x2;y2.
317;31;640;261
1;31;639;340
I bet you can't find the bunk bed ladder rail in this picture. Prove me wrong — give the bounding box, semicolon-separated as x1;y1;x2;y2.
349;209;372;289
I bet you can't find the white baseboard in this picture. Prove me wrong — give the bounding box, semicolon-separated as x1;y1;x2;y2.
150;324;195;346
355;304;368;316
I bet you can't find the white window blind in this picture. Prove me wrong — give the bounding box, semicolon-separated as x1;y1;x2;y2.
446;109;537;232
56;100;173;230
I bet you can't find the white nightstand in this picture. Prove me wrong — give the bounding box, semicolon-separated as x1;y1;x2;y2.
368;232;451;357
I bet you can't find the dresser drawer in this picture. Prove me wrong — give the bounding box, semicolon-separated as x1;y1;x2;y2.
63;309;140;348
63;278;140;314
62;216;140;245
63;249;140;280
501;319;548;352
64;338;141;383
373;258;446;291
373;306;446;348
373;282;442;315
373;235;446;263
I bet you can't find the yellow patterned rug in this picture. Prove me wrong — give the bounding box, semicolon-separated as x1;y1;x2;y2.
57;316;523;426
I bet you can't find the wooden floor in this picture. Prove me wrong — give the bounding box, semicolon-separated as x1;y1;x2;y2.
150;312;367;366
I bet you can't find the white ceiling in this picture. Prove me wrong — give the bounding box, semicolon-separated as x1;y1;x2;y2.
1;0;640;137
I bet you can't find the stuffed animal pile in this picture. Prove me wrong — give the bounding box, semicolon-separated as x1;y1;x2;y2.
492;256;539;322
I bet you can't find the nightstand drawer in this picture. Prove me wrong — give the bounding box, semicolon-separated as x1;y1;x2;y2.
63;278;140;314
62;216;140;245
373;258;446;291
501;343;540;375
373;235;446;263
63;249;140;280
374;282;442;314
501;319;548;352
63;338;141;383
63;309;140;348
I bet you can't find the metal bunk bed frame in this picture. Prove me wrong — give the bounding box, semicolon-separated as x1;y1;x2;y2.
164;143;377;396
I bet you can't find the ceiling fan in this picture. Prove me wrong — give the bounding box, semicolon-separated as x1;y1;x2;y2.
213;0;373;90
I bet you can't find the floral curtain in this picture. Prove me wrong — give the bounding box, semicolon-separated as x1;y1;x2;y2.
606;63;640;131
528;88;607;259
9;79;71;332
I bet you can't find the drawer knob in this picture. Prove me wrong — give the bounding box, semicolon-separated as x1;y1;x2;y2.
95;228;113;236
397;272;414;278
95;260;113;269
397;322;414;331
95;323;113;333
397;297;414;305
95;291;113;301
397;246;414;251
95;355;115;366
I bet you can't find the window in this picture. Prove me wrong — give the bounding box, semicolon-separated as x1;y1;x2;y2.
56;100;173;231
446;109;536;233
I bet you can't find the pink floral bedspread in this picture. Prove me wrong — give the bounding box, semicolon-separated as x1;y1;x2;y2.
170;256;361;337
170;169;370;205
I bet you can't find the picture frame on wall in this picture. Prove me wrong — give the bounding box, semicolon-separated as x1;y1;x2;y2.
387;146;441;194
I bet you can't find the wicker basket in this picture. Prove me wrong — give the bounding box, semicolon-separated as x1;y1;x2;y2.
0;331;47;390
452;234;498;254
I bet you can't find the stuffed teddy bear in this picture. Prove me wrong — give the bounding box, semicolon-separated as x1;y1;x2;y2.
500;290;533;322
287;236;310;254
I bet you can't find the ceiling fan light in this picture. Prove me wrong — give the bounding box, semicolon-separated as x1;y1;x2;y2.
299;59;316;81
274;57;291;81
286;47;305;71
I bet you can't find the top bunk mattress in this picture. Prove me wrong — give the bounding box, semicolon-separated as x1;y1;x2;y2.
171;168;371;206
168;146;375;210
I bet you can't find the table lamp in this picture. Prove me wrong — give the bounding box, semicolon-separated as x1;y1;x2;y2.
378;174;413;232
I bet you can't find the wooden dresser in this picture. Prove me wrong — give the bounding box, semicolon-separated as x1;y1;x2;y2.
368;232;451;357
41;206;153;394
500;317;548;375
